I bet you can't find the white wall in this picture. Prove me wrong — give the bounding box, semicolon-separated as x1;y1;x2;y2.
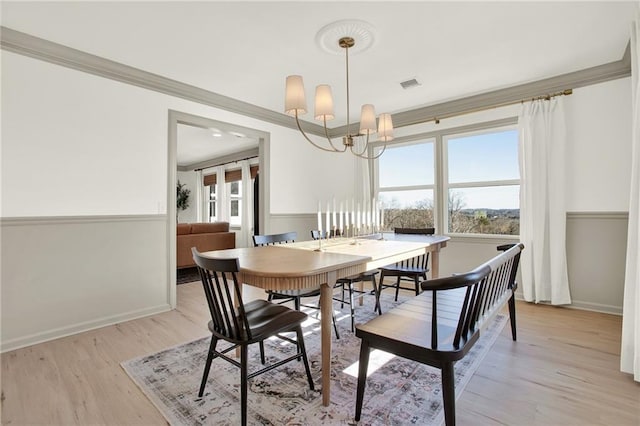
0;51;355;351
1;52;356;219
564;78;632;211
268;125;356;214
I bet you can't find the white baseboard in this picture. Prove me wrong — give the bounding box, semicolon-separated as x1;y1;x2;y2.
563;300;622;316
514;292;622;316
1;304;172;353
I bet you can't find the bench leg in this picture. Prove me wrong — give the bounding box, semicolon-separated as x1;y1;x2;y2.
441;361;456;426
508;293;517;341
354;339;371;422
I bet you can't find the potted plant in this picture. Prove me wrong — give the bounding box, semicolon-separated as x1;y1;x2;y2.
176;180;191;222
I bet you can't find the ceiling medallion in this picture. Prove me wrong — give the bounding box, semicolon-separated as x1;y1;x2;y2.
315;19;376;56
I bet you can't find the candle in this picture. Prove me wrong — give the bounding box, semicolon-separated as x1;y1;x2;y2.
339;201;344;235
372;198;377;231
351;198;355;226
357;203;361;229
332;198;337;232
381;207;385;231
326;202;330;237
317;201;322;234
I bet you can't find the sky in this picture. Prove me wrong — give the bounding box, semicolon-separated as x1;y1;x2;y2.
378;129;519;210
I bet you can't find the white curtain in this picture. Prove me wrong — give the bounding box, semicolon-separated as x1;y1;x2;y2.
195;169;203;222
518;97;572;305
239;161;254;248
353;137;373;213
621;8;640;382
214;165;228;223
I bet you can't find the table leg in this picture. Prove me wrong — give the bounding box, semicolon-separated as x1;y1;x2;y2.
320;271;336;406
431;248;440;278
357;281;364;306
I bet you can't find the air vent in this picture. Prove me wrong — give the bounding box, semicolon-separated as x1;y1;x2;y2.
400;78;421;89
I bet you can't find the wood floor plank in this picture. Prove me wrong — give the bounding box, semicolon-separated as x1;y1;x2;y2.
2;283;639;425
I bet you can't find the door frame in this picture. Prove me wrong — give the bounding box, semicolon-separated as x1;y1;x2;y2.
166;109;271;307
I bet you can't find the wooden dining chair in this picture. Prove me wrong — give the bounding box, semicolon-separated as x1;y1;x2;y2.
252;232;341;338
311;230;381;332
378;227;435;301
191;248;314;426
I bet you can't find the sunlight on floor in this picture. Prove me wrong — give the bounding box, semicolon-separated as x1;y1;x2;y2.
342;349;396;378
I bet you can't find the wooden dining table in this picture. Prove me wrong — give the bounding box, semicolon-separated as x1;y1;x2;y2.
201;233;449;406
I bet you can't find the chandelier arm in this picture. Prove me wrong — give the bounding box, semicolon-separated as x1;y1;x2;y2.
365;143;388;160
352;143;387;160
351;133;388;160
294;111;341;153
323;116;347;152
350;132;371;157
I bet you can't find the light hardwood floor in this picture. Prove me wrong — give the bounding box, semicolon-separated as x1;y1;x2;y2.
2;282;639;425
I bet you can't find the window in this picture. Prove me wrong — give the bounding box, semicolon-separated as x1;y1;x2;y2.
375;121;520;236
208;184;217;222
202;162;257;228
229;180;242;227
445;128;519;235
377;140;435;231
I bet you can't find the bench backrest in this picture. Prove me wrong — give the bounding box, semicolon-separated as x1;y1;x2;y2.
422;243;523;350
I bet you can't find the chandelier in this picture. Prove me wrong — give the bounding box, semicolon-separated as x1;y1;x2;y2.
284;32;393;160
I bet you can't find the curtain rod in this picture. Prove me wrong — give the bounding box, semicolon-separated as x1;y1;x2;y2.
432;89;573;124
195;156;258;172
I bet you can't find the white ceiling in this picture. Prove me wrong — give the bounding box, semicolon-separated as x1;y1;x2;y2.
177;124;259;167
2;1;636;165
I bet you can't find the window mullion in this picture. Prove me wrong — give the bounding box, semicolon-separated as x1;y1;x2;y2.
379;184;434;192
448;179;520;189
436;133;446;234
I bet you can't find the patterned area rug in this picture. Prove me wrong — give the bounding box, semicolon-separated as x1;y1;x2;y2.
122;294;506;426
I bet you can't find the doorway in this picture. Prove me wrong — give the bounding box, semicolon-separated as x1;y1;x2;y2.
167;110;270;307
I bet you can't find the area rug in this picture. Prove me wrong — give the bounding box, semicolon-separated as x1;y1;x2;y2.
122;294;507;426
177;267;200;285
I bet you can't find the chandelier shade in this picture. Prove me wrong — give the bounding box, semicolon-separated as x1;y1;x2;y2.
284;33;392;159
359;104;377;135
377;113;394;142
314;85;335;120
284;75;307;115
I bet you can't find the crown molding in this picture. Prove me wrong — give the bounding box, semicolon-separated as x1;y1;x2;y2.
329;53;631;137
0;26;327;136
1;26;631;139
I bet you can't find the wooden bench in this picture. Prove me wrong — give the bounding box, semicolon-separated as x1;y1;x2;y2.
354;243;524;426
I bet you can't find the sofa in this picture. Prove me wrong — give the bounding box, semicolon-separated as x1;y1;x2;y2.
177;222;235;268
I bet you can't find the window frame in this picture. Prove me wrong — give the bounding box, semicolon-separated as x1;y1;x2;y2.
375;138;437;230
443;125;520;237
202;159;258;230
228;179;243;228
208;184;217;222
372;117;520;240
